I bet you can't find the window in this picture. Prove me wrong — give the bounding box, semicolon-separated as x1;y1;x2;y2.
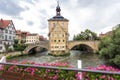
9;31;12;34
0;41;2;44
58;40;60;42
0;46;2;50
9;36;11;39
62;34;64;37
5;35;7;40
5;30;8;33
2;36;4;39
54;40;56;42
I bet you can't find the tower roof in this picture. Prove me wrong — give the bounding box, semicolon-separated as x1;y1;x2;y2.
48;0;68;21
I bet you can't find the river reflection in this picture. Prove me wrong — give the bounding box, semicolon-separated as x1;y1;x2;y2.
8;50;103;68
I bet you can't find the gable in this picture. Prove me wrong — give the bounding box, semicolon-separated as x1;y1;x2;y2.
0;19;16;31
51;24;65;34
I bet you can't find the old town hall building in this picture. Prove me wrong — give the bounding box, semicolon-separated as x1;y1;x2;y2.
48;2;69;55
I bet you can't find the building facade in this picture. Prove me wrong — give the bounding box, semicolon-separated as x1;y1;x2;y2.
48;3;69;55
26;34;39;44
16;30;46;44
16;30;29;44
0;19;16;52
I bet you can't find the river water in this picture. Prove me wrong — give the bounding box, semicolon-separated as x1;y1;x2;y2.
8;50;103;68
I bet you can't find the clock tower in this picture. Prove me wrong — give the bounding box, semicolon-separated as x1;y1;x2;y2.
48;1;69;55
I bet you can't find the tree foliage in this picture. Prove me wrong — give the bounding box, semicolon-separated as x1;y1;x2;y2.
13;39;27;51
99;24;120;68
73;29;99;41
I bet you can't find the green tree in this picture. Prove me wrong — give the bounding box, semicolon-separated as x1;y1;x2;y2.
73;29;99;41
13;39;27;51
4;43;10;55
99;24;120;68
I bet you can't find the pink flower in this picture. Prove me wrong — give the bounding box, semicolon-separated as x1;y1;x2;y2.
0;65;3;71
111;77;114;80
100;75;106;79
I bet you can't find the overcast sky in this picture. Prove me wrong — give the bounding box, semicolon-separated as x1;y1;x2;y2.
1;0;120;40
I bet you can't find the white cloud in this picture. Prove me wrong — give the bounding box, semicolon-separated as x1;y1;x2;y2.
1;0;120;40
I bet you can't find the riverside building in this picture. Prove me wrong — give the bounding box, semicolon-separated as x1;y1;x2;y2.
48;2;69;55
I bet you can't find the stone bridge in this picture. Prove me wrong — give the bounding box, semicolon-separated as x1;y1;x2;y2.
24;41;49;54
68;40;99;52
24;40;99;54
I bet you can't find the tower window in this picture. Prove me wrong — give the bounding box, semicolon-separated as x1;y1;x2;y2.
58;40;60;42
54;40;56;42
62;34;64;37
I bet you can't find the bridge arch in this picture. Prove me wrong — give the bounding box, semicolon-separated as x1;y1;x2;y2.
24;41;49;54
70;44;94;53
68;41;99;53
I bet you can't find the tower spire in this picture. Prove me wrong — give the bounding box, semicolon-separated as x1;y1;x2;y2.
56;0;61;16
57;0;59;6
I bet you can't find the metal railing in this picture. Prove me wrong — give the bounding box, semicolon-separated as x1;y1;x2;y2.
0;62;120;75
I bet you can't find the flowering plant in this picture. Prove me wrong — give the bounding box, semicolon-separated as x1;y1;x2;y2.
0;62;120;80
0;61;78;80
83;65;120;80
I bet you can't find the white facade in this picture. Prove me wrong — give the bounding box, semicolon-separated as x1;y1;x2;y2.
0;20;16;52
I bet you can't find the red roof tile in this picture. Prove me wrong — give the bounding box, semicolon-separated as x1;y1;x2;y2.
16;30;21;34
0;19;11;29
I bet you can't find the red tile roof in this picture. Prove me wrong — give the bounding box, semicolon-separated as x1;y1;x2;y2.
99;31;112;38
16;30;21;34
106;31;112;35
0;19;11;29
16;30;30;35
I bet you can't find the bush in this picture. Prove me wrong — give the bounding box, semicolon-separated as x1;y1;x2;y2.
99;24;120;68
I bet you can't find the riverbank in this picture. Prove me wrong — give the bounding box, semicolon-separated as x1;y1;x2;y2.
0;51;27;60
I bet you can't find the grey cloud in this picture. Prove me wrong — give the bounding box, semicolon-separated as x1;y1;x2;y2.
27;21;34;26
25;6;30;10
40;9;48;16
39;16;48;29
0;0;24;16
76;0;120;8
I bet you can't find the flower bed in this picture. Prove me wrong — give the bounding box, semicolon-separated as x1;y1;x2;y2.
83;65;120;80
0;71;44;80
0;61;120;80
0;62;78;80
